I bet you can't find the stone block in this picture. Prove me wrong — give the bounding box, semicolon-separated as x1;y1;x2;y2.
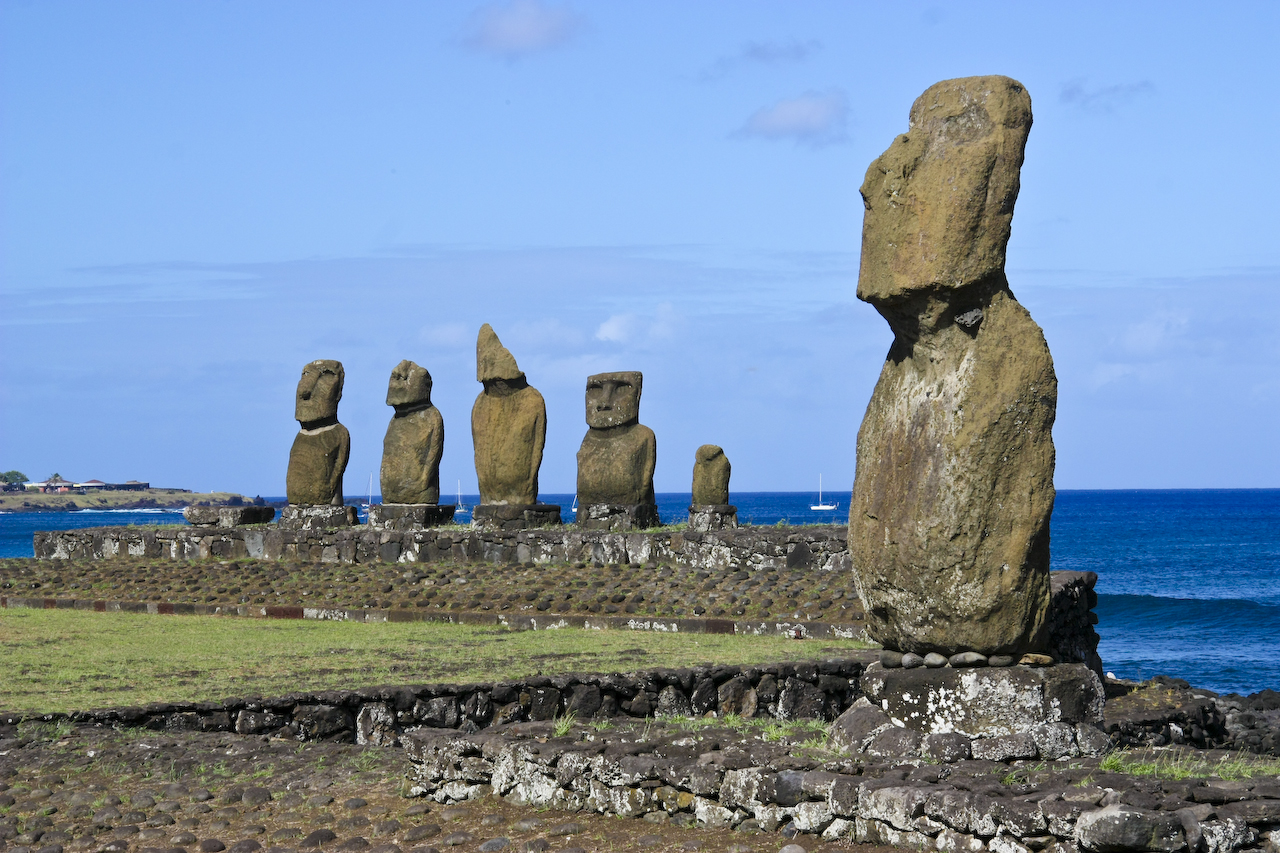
367;503;457;530
278;505;357;530
860;663;1104;737
183;506;275;527
578;503;659;531
1074;805;1185;853
471;504;562;531
688;505;737;532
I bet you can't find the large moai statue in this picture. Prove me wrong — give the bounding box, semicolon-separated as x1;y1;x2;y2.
470;325;561;530
689;444;736;531
369;359;455;530
576;371;658;530
282;359;356;529
849;76;1056;658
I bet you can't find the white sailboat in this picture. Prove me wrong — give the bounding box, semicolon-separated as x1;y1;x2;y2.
810;474;839;511
570;495;577;515
454;480;471;517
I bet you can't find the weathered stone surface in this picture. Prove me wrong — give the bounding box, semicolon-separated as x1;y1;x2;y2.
688;505;738;532
860;662;1104;736
277;504;357;530
471;503;562;531
692;445;731;506
366;503;456;530
849;76;1055;657
381;360;444;505
471;325;546;506
287;360;350;506
1074;805;1185;852
183;506;275;528
577;502;659;532
576;372;656;517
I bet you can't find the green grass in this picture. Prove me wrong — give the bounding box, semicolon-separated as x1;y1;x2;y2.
0;608;872;714
1099;748;1280;780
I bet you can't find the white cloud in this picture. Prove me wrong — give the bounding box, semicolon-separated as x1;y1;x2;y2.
462;0;583;60
735;90;849;147
595;313;636;343
700;39;821;81
1059;79;1155;114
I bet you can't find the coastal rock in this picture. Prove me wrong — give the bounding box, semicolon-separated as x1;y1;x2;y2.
471;325;547;506
848;75;1056;656
287;360;350;506
576;372;657;529
691;445;731;506
381;360;444;505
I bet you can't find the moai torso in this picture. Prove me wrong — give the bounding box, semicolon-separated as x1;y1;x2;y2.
691;444;730;506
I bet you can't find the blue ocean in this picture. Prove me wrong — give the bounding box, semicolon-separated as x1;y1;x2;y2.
2;489;1276;695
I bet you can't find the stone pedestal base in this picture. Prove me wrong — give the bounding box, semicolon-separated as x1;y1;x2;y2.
278;504;358;530
688;504;737;531
367;503;456;530
183;506;275;528
860;662;1104;737
578;503;660;531
472;504;562;531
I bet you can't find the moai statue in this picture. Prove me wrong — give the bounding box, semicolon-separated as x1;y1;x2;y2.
849;76;1056;658
283;359;355;528
689;444;736;531
576;371;658;530
369;360;455;530
470;324;560;529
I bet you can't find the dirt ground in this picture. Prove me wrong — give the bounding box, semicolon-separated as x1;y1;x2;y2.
0;723;892;853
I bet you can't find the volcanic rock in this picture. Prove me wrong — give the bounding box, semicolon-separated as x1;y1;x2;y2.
471;326;546;506
848;75;1056;656
286;360;351;506
381;360;444;505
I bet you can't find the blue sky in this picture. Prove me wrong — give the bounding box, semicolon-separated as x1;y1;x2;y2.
2;1;1278;496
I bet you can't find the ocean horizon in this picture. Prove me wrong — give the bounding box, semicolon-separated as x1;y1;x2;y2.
2;488;1276;696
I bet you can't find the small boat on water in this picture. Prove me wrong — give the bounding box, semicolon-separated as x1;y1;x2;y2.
454;480;471;517
570;495;577;515
810;474;839;511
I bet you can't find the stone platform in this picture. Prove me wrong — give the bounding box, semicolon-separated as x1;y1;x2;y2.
277;504;358;529
578;502;660;531
688;504;738;531
471;503;563;531
182;505;276;527
368;503;456;529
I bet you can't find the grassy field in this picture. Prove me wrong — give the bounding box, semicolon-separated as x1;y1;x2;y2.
0;488;253;512
0;608;874;714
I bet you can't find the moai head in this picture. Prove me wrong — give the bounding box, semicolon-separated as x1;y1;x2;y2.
585;372;642;429
857;76;1032;309
295;360;344;424
476;323;526;396
386;360;433;410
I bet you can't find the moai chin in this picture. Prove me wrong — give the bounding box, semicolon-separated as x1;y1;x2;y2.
470;325;559;529
286;359;350;507
576;371;658;529
848;76;1056;657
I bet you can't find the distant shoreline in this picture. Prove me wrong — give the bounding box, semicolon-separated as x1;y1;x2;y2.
0;488;259;514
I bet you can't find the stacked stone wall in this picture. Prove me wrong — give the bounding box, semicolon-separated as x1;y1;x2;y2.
33;524;852;572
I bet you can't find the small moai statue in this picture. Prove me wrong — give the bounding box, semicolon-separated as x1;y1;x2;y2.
689;444;736;531
282;359;355;528
370;360;455;530
470;324;560;529
575;371;658;530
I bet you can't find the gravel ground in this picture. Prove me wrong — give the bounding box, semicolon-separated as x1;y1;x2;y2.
0;723;886;853
0;558;865;627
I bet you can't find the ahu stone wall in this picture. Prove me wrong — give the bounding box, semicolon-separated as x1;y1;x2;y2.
33;523;852;572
